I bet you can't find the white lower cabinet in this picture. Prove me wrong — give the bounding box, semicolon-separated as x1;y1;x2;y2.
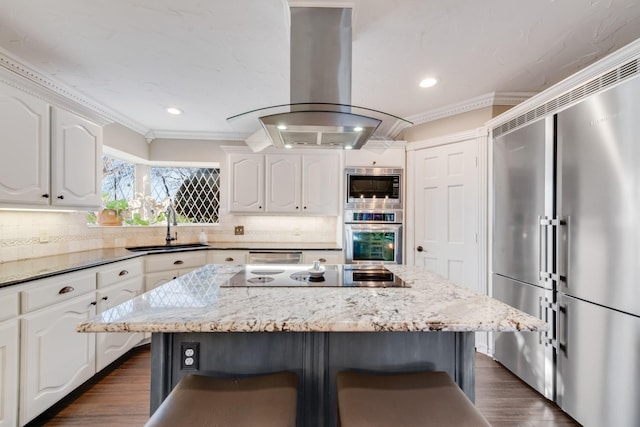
207;250;248;264
20;293;96;425
302;250;344;264
0;319;18;427
95;277;144;372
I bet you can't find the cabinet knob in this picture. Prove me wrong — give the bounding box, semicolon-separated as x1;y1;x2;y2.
258;206;262;209
118;270;129;276
225;257;234;262
90;301;97;306
296;206;299;210
303;206;307;210
318;258;327;263
172;276;177;280
173;260;184;265
417;246;424;252
59;286;75;294
57;195;64;200
42;194;50;198
101;296;109;301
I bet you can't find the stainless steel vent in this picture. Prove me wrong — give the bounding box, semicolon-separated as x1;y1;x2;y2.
227;6;411;150
493;58;640;138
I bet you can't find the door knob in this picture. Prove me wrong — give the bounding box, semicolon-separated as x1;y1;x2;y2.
417;246;424;252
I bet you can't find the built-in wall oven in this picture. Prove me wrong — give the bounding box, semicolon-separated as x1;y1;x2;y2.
344;210;403;264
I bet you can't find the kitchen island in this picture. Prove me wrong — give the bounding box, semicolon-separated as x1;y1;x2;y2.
78;264;546;427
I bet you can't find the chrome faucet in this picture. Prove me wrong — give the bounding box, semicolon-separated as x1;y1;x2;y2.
165;204;178;245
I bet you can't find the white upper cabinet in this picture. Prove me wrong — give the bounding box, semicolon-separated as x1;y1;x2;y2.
231;150;340;215
0;83;50;205
0;81;103;210
266;154;302;213
229;153;265;212
302;154;339;215
51;107;102;208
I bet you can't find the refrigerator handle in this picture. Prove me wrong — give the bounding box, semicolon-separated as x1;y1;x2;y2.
556;216;568;286
558;303;568;357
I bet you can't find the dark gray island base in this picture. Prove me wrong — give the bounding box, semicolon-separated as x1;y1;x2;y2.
150;331;475;427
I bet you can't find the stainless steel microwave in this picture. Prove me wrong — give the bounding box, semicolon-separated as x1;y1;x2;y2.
344;167;403;209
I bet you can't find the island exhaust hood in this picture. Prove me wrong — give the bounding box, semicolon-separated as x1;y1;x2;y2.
227;6;412;151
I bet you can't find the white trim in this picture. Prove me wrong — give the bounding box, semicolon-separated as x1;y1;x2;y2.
406;92;534;126
487;37;640;129
0;48;147;133
145;129;245;142
406;128;486;151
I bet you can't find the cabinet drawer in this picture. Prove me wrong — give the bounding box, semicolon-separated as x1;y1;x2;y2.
208;250;248;264
0;290;19;322
97;258;144;288
21;270;96;313
144;251;207;273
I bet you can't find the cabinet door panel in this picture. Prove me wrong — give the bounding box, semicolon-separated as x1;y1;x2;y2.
229;154;264;212
266;154;301;212
51;107;102;208
0;83;50;205
20;294;96;425
0;320;18;427
96;277;144;371
302;154;339;214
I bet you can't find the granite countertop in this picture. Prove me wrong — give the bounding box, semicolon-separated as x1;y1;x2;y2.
0;243;342;288
77;264;547;333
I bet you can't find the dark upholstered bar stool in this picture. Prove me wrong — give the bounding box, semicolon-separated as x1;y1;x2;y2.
336;371;490;427
145;371;298;427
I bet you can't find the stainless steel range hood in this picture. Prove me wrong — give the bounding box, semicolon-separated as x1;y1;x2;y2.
227;6;412;151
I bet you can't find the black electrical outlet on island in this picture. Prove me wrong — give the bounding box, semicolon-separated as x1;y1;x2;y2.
180;342;200;370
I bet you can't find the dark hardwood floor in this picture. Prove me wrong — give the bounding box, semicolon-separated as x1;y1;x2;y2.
38;345;579;426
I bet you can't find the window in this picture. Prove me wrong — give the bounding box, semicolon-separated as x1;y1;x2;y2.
94;155;220;225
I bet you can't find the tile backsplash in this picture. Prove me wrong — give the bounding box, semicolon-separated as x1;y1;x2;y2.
0;210;339;263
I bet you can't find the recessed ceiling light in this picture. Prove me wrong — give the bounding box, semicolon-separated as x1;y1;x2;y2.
166;107;183;115
277;124;288;130
344;145;353;150
419;78;438;88
353;126;363;132
284;144;293;149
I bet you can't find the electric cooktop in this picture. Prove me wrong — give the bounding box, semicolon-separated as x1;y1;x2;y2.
220;265;410;288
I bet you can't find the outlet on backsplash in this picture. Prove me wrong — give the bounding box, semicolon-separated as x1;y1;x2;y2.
234;225;244;235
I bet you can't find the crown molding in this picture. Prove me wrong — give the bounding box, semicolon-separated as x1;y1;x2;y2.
406;128;488;151
0;47;148;133
487;37;640;129
407;92;535;126
145;129;245;143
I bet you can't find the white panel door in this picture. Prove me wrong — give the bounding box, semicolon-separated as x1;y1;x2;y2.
51;107;102;208
266;154;301;212
302;154;339;215
0;83;50;205
0;320;18;427
228;153;264;212
413;140;478;288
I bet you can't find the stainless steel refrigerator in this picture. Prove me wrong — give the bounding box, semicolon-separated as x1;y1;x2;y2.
492;75;640;426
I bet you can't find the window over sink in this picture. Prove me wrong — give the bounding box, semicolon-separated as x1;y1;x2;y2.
90;155;220;226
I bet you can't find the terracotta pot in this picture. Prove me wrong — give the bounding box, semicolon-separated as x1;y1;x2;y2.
98;209;123;226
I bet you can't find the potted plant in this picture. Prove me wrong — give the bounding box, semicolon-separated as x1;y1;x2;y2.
98;197;129;226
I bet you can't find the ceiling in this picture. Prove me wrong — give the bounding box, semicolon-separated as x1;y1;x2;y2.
1;0;640;142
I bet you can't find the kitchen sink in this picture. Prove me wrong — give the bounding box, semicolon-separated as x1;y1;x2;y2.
126;243;209;252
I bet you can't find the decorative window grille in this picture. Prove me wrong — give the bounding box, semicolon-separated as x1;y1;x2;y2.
150;167;220;224
96;156;220;225
102;156;135;202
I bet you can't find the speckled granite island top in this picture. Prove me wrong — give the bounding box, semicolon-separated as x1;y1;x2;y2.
77;264;546;333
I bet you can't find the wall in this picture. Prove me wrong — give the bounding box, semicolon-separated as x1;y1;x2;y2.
0;136;339;262
403;107;495;141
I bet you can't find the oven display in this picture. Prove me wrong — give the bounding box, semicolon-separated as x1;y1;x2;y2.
352;231;396;262
351;212;395;222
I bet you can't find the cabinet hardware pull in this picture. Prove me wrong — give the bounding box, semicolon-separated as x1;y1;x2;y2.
225;257;234;262
258;206;262;209
417;246;424;252
102;296;109;301
173;260;184;265
118;270;129;276
303;206;307;210
172;276;177;280
319;258;327;262
296;206;299;210
90;301;97;306
59;286;75;294
57;195;64;199
42;194;49;198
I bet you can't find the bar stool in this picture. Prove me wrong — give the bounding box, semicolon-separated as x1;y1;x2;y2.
336;370;490;427
146;371;298;427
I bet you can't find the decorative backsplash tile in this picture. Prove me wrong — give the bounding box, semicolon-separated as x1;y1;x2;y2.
0;210;339;263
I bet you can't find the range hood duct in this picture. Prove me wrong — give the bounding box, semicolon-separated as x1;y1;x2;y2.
227;6;412;151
